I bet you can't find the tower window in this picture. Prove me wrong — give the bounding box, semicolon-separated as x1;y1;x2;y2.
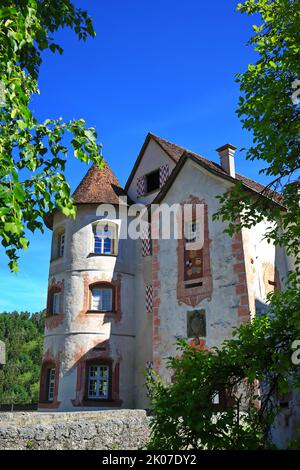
87;365;110;399
145;169;160;193
57;232;65;257
93;223;118;255
91;286;113;312
52;292;61;315
47;368;56;401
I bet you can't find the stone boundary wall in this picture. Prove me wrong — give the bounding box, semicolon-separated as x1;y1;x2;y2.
0;409;150;450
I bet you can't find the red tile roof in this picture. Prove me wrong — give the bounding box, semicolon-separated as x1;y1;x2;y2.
72;160;127;205
150;134;282;204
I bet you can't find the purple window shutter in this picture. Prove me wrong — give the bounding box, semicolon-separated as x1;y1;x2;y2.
146;284;153;313
137;175;145;197
142;224;151;257
159;164;169;188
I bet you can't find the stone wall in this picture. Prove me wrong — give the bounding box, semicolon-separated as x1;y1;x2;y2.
0;409;150;450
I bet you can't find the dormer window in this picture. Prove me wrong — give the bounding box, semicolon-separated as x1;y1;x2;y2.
92;222;118;256
145;169;160;193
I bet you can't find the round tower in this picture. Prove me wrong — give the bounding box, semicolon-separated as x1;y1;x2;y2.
39;162;135;411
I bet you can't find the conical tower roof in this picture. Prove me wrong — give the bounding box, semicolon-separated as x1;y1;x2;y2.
72;160;127;205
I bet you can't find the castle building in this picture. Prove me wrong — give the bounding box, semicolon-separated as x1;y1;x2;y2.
39;133;293;425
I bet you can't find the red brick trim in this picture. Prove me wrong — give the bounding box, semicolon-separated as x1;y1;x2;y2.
177;196;212;307
232;231;251;323
38;350;61;409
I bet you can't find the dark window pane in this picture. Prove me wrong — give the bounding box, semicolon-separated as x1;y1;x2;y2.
146;170;160;193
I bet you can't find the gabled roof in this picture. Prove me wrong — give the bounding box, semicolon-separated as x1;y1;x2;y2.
72;160;127;205
124;132;182;191
152;151;283;207
126;133;283;205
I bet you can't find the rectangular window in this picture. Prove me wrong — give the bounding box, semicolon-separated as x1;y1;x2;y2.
212;393;220;405
88;365;109;399
58;232;65;257
94;229;112;255
48;368;55;401
185;221;200;243
91;287;113;312
184;221;203;281
52;292;61;315
145;169;160;193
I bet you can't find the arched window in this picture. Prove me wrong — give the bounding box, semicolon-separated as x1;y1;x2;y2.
90;283;114;312
92;222;118;255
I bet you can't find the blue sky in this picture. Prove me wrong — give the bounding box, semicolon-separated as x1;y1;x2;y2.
0;0;266;312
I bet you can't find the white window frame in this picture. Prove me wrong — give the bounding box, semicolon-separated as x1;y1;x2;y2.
87;365;110;399
52;292;61;315
91;287;113;312
212;392;220;405
94;229;113;254
93;223;117;255
58;232;65;257
48;368;55;401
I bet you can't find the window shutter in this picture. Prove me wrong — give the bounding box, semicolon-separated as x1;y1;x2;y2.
146;284;153;313
159;164;169;188
142;223;151;257
136;175;145;197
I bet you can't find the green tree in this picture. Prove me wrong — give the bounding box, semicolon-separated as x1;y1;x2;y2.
148;0;300;449
0;310;45;405
0;0;103;272
215;0;300;261
148;279;300;450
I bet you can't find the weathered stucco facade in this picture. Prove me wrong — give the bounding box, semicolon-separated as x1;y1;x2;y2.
39;132;294;442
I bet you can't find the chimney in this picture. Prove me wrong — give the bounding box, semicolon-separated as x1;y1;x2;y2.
216;143;237;178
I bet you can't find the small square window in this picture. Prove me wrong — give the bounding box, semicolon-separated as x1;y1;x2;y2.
145;170;160;193
91;287;113;312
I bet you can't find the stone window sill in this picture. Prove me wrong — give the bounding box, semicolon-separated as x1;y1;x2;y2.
87;253;117;258
86;310;116;315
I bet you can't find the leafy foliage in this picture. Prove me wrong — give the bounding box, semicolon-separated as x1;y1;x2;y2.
0;310;44;405
0;0;103;272
213;0;300;264
148;275;300;450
